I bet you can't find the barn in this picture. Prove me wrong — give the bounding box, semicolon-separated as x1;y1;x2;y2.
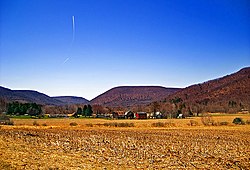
125;111;135;119
136;112;147;119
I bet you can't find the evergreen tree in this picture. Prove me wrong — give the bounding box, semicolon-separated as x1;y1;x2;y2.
74;107;82;118
76;107;82;114
86;105;93;117
82;105;87;117
7;103;15;115
7;102;42;116
27;103;42;116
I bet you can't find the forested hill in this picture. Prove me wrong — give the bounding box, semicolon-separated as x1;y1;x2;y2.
1;67;249;111
0;86;90;106
0;86;64;105
165;67;250;112
52;96;89;105
91;86;181;107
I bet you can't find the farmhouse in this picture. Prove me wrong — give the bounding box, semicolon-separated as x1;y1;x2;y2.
112;111;125;119
136;112;147;119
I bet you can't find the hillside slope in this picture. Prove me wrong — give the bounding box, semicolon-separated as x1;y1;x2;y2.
166;67;250;110
0;86;63;105
53;96;89;105
91;86;181;107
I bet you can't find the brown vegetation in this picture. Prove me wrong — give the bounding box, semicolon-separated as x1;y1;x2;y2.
164;67;250;113
52;96;89;105
0;118;250;169
1;67;249;115
0;86;64;105
91;86;180;107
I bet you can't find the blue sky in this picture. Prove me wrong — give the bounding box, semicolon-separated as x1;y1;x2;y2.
0;0;249;100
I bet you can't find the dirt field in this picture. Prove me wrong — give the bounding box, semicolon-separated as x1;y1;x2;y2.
1;115;250;169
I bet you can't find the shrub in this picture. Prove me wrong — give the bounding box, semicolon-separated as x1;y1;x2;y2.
86;123;93;127
104;122;112;127
0;120;14;125
103;122;134;127
219;121;229;126
189;120;198;126
152;122;165;127
246;120;250;125
212;121;218;126
233;118;245;125
5;121;14;125
33;121;39;126
164;121;176;127
42;123;47;126
201;113;214;126
104;123;112;127
117;122;134;127
70;122;78;126
0;114;14;125
151;121;176;127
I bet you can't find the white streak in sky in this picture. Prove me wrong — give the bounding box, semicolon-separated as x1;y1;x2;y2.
72;16;75;42
63;57;70;64
62;16;75;64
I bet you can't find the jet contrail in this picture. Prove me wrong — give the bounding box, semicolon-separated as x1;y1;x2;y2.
63;57;70;64
72;15;75;42
62;16;75;65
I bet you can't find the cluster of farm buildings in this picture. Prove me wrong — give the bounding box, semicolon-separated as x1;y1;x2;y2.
96;111;164;119
47;110;185;119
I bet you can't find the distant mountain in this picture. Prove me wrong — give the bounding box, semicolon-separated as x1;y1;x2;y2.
166;67;250;110
91;86;181;107
2;67;249;110
53;96;89;105
0;86;13;97
0;86;64;105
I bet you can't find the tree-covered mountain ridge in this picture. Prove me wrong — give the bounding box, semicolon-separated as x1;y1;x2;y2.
1;67;249;111
91;86;181;107
163;67;250;112
0;87;89;105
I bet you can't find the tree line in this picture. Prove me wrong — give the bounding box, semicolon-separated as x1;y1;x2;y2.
7;102;42;117
73;104;93;117
0;97;247;119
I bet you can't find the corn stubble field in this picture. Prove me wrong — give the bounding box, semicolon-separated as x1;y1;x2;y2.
1;115;250;169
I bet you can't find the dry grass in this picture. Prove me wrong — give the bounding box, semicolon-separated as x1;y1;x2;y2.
11;114;250;128
0;114;250;169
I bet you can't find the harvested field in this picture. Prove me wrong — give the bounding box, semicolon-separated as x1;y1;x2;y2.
11;114;250;127
1;115;250;169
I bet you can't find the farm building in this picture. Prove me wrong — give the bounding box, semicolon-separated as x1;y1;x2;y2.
136;112;147;119
147;112;162;119
112;111;125;119
48;114;69;118
125;111;134;119
96;113;112;119
177;114;183;119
